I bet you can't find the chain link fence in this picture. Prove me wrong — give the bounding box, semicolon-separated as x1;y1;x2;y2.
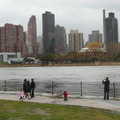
0;80;120;98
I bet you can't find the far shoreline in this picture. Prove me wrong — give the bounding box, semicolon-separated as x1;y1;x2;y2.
0;62;120;67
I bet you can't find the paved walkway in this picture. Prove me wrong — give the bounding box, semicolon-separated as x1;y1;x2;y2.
0;93;120;113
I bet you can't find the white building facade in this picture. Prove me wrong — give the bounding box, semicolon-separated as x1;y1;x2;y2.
0;52;21;62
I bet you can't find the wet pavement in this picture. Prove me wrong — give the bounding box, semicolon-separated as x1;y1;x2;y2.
0;92;120;113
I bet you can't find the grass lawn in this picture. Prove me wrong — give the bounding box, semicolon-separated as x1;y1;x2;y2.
0;99;120;120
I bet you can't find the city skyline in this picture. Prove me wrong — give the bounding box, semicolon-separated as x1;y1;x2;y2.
0;0;120;42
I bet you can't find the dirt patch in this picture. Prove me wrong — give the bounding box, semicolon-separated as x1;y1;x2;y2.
33;108;51;116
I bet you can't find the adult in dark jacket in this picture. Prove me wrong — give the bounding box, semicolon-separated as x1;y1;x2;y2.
23;79;28;98
31;79;36;98
27;80;31;99
102;77;110;100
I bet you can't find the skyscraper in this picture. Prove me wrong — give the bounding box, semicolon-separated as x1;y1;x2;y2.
28;15;38;57
55;25;67;54
68;29;84;52
37;36;43;54
88;30;102;44
42;11;55;54
103;11;118;50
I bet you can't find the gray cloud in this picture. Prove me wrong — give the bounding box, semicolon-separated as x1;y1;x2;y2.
0;0;120;42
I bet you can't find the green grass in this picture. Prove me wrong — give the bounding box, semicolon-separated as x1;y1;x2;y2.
0;100;120;120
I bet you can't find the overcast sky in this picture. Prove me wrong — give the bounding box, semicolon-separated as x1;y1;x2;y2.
0;0;120;42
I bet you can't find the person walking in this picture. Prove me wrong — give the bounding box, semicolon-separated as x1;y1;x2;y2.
31;79;36;98
27;80;31;99
18;89;24;101
23;79;28;98
102;77;110;100
63;90;68;101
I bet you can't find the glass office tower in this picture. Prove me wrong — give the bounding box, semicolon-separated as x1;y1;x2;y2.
42;11;55;54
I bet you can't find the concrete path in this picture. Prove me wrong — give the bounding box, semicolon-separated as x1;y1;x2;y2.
0;93;120;113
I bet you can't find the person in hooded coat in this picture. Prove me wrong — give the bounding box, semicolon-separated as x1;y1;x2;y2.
63;90;68;101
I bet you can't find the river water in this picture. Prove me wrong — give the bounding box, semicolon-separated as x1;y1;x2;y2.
0;66;120;82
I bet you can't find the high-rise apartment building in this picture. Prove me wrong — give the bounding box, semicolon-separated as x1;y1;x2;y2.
37;36;43;54
42;11;55;54
28;15;38;57
103;10;118;50
55;25;67;54
68;29;84;52
0;23;27;57
88;30;102;43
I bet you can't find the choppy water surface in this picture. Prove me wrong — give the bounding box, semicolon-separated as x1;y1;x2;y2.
0;66;120;82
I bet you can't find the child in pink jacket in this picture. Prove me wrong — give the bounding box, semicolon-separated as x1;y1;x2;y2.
18;89;24;101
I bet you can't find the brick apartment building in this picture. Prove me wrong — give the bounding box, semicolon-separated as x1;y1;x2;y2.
0;23;27;57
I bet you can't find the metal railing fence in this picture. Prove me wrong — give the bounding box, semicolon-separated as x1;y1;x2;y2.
0;80;120;98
